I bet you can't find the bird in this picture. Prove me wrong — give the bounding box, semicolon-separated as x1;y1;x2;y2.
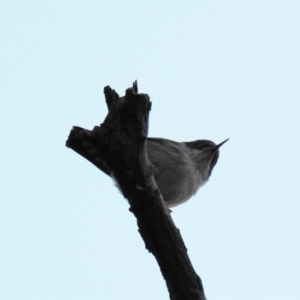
144;137;228;208
112;137;228;208
130;81;228;207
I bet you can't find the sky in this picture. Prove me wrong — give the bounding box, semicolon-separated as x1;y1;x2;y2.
1;1;300;300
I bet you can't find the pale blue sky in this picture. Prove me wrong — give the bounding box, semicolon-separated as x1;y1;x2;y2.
1;1;300;300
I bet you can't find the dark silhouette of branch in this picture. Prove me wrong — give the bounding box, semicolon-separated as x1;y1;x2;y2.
66;83;207;300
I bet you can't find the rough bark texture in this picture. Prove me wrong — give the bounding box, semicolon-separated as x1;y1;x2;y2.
66;84;207;300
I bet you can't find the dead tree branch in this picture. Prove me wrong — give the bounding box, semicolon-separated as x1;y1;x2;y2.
66;83;207;300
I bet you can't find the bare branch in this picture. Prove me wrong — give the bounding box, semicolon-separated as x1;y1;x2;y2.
66;84;207;300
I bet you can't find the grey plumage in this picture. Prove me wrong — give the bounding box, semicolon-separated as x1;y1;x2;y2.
147;138;227;208
111;137;227;208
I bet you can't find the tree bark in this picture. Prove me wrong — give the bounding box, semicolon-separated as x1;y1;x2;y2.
66;83;207;300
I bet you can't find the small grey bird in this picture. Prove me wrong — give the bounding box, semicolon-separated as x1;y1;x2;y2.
112;137;228;208
145;137;228;208
110;81;228;208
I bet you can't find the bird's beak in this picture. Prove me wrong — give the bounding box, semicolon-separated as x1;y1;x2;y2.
214;138;229;150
